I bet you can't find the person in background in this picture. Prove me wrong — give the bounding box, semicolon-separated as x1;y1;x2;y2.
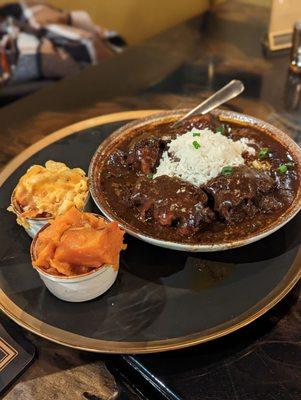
0;1;125;85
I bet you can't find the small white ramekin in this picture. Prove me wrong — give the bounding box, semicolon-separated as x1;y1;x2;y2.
19;215;50;239
34;265;118;302
30;225;118;302
10;190;90;238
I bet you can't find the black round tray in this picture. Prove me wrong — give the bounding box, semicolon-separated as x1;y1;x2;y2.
0;111;300;353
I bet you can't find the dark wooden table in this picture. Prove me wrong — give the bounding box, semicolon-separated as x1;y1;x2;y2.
0;1;300;399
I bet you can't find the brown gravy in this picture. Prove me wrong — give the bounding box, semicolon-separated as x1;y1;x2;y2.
98;115;299;244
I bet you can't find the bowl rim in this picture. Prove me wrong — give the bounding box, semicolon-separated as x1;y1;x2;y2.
88;108;301;252
30;214;117;281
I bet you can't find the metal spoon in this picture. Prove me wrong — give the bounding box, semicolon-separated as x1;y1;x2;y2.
172;80;244;128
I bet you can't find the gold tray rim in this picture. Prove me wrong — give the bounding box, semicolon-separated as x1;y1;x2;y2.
0;109;300;354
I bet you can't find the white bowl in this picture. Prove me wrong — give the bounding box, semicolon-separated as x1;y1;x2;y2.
35;265;118;302
21;215;50;239
30;221;119;302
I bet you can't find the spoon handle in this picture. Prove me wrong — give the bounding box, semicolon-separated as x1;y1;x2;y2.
173;80;244;128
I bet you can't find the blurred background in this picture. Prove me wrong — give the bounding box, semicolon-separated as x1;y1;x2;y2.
0;0;294;108
45;0;271;44
0;0;271;45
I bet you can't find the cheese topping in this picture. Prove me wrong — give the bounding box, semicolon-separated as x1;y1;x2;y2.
10;161;88;221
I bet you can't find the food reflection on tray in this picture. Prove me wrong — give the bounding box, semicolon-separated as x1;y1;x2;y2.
6;110;301;302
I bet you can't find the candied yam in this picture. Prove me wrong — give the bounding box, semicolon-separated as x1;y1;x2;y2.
97;222;125;267
34;241;56;269
33;207;125;276
85;212;107;229
55;227;107;267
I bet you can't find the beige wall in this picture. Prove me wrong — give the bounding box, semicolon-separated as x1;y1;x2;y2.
50;0;211;43
0;0;211;44
0;1;271;44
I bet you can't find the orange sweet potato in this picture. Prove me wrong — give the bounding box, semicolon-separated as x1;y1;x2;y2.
33;207;125;276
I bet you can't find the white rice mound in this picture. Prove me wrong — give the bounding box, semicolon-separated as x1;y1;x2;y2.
154;128;255;186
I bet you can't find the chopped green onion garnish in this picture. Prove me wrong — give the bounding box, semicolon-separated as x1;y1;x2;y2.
215;124;230;135
285;162;294;168
278;164;287;174
258;148;269;160
192;140;201;149
221;166;233;176
192;132;201;137
215;125;225;135
146;173;154;179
